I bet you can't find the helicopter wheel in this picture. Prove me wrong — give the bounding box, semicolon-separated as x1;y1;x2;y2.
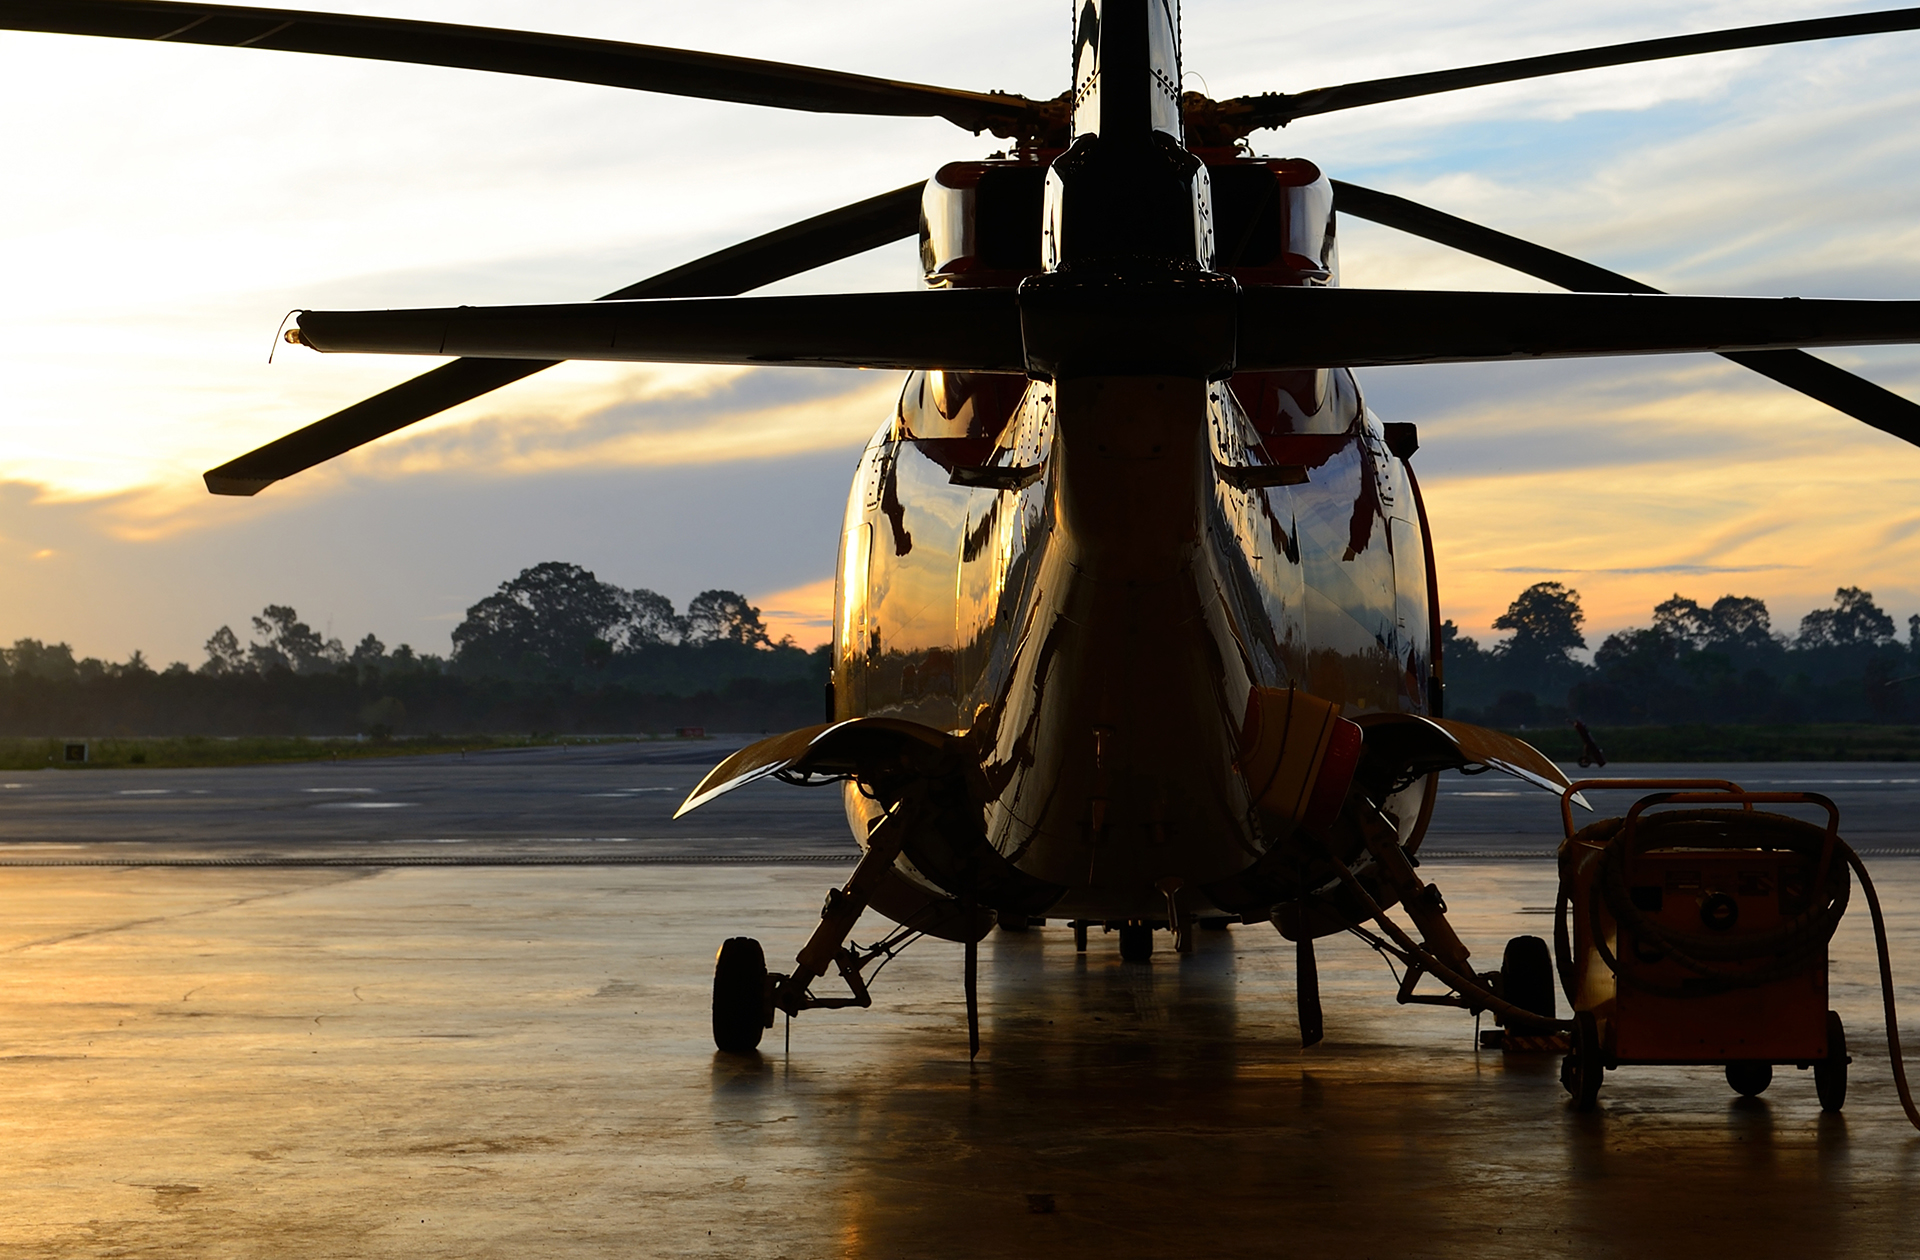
1726;1061;1773;1098
1118;923;1153;963
1500;935;1557;1028
712;936;770;1054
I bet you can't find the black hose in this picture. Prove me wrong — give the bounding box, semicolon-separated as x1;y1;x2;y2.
1839;842;1920;1132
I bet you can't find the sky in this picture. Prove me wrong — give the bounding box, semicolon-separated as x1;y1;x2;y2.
3;0;1920;666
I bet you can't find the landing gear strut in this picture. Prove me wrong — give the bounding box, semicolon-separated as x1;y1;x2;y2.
710;790;989;1056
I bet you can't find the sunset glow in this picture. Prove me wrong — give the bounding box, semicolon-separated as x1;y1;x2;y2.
3;1;1918;663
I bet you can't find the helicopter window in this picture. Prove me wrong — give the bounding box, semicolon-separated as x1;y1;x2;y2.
1207;158;1335;284
921;162;1048;284
1210;165;1285;270
975;166;1048;273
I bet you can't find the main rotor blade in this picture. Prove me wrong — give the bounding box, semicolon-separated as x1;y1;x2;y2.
1332;180;1920;447
290;290;1027;372
0;0;1052;137
1224;6;1920;130
203;181;924;496
1239;289;1920;371
286;287;1920;375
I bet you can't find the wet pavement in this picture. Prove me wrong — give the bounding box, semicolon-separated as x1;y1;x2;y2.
3;856;1920;1257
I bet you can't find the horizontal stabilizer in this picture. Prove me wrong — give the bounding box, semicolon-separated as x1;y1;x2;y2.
675;717;960;818
1354;713;1588;809
1237;289;1920;371
292;287;1920;378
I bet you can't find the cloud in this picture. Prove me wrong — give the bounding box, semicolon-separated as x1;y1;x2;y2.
5;0;1920;670
0;447;865;665
1497;565;1794;576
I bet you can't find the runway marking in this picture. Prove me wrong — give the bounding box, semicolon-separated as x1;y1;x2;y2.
303;787;377;794
316;802;415;809
1751;778;1920;785
117;789;171;796
1450;791;1523;797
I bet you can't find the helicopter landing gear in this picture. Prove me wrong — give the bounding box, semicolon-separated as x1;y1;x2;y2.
712;937;771;1054
710;797;915;1053
1118;922;1153;962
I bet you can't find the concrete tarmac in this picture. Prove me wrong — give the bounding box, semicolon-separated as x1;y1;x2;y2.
4;747;1920;860
4;856;1920;1257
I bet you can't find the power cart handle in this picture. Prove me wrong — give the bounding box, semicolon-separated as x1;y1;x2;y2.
1621;790;1841;897
1558;777;1746;840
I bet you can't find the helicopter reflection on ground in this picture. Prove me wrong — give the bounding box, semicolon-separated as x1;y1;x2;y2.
1;858;1915;1256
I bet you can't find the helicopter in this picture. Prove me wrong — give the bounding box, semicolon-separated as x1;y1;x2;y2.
11;0;1920;1058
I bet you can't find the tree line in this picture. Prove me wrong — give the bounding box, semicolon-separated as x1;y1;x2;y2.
1446;582;1920;727
0;563;828;737
9;565;1913;737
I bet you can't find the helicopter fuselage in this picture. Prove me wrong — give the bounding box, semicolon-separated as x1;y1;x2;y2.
829;157;1440;924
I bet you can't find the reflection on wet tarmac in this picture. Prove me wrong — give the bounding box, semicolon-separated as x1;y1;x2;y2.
2;860;1918;1255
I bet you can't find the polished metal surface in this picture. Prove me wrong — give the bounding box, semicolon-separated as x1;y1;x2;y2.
2;855;1918;1255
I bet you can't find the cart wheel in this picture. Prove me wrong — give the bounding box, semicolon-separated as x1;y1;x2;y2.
1500;935;1557;1027
1726;1061;1773;1097
1118;923;1153;963
1815;1010;1849;1112
1562;1011;1604;1110
712;937;769;1054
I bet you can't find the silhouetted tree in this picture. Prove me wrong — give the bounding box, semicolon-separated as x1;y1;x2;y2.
1799;587;1895;647
249;605;344;675
1491;582;1587;700
1496;583;1587;658
452;562;631;675
350;634;387;667
201;626;247;675
3;639;78;681
620;588;684;648
685;590;772;647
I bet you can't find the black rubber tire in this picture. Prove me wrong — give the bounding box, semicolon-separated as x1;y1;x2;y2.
1501;935;1557;1028
1073;921;1089;952
712;936;768;1054
1562;1011;1604;1110
1118;923;1154;963
1815;1010;1849;1112
1726;1061;1774;1097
